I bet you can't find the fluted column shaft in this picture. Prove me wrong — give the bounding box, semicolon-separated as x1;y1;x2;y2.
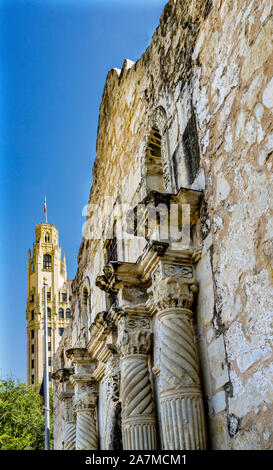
118;315;157;450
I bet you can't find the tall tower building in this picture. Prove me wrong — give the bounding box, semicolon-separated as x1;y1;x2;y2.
26;223;72;386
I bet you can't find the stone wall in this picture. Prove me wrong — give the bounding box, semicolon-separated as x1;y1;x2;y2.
53;0;273;450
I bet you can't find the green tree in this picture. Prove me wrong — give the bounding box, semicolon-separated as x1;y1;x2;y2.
0;376;53;450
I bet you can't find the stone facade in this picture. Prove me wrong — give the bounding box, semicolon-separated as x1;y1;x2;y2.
52;0;273;450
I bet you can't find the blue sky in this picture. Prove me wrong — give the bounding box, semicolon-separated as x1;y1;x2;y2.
0;0;166;382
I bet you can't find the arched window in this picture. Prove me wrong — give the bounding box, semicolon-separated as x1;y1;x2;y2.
145;126;164;192
82;287;89;326
47;308;51;319
45;233;50;243
43;254;52;269
66;308;71;319
82;287;88;308
58;308;64;319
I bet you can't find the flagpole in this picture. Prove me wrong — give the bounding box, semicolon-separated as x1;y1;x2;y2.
43;278;50;450
44;196;47;224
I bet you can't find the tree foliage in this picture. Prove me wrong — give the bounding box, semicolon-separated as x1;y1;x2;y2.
0;376;53;450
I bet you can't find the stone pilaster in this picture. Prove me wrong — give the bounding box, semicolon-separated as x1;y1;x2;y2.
148;263;207;450
73;389;98;450
117;313;157;450
52;368;76;450
60;392;76;450
66;348;99;450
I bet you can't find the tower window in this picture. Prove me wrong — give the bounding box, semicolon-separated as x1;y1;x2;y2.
48;342;51;351
31;359;34;369
31;330;34;339
31;375;34;384
66;308;71;319
30;294;34;303
31;310;34;320
47;308;51;319
31;344;34;354
49;373;52;382
59;328;64;337
58;308;64;319
47;292;51;300
45;233;50;243
43;254;52;270
48;357;51;366
48;327;51;337
62;293;67;302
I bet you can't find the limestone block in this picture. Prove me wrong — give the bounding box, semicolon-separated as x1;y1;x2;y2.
196;249;214;326
209;412;230;450
263;77;273;108
208;390;226;415
215;174;230;204
208;335;229;391
241;17;273;81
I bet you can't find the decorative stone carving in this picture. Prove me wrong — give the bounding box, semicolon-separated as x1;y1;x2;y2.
148;262;207;450
61;394;76;450
150;275;199;311
73;391;98;450
117;317;152;356
52;368;76;451
117;315;157;450
102;353;122;450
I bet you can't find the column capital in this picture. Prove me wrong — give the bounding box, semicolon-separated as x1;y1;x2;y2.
65;347;91;363
51;367;74;384
117;313;152;357
147;260;199;312
73;392;97;412
66;347;97;378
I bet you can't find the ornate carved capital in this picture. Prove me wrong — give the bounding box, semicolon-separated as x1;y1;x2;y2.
117;315;152;357
62;399;75;423
73;392;97;412
52;368;74;383
148;262;198;311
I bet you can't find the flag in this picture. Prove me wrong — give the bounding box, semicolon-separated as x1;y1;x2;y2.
44;197;47;217
39;374;45;411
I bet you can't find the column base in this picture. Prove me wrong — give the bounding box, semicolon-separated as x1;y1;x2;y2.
122;415;157;450
160;390;206;450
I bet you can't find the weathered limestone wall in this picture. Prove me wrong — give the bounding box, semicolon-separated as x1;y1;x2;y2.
53;0;273;450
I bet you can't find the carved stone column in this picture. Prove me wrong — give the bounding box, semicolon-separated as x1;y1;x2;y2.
52;368;76;450
61;392;76;450
148;264;207;450
117;313;157;450
73;388;98;450
66;348;99;450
